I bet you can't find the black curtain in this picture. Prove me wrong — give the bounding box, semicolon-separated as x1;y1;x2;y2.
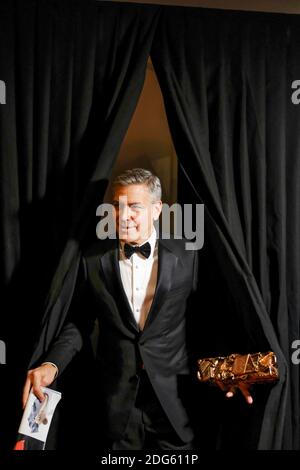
0;0;159;450
151;6;300;450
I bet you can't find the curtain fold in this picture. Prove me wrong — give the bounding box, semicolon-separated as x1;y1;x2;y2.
151;6;299;449
0;0;159;450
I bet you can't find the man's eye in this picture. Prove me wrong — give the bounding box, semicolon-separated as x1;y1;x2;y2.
131;204;143;210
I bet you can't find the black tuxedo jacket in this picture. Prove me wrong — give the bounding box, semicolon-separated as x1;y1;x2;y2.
44;234;199;443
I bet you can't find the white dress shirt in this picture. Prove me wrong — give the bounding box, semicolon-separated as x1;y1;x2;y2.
119;228;158;330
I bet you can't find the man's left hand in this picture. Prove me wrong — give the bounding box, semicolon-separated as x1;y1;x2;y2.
226;383;253;405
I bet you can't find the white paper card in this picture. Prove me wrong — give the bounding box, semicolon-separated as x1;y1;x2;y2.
18;387;62;443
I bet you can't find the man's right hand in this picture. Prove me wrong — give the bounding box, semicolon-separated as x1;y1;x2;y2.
22;364;58;409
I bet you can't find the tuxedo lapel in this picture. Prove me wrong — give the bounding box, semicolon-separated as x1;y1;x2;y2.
142;238;178;332
99;236;178;334
99;240;140;333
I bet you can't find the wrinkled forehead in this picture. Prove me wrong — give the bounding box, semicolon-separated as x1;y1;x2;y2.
112;183;152;203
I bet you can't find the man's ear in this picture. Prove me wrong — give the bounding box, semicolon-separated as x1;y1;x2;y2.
153;200;162;221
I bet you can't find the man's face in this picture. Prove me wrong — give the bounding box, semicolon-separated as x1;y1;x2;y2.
112;184;162;244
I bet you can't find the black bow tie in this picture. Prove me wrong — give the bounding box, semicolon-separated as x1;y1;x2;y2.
123;241;151;259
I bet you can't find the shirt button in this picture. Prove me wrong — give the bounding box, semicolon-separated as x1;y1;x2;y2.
136;287;139;291
136;308;139;312
135;265;138;269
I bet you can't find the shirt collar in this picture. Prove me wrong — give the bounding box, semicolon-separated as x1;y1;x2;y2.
119;227;157;259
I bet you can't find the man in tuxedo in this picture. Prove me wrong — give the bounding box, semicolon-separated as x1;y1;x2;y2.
22;168;252;450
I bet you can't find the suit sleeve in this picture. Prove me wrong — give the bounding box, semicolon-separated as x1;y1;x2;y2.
42;256;96;376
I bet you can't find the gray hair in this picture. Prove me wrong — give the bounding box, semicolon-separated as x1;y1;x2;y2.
112;168;162;201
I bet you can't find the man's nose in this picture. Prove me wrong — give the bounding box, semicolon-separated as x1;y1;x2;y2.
119;205;132;221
